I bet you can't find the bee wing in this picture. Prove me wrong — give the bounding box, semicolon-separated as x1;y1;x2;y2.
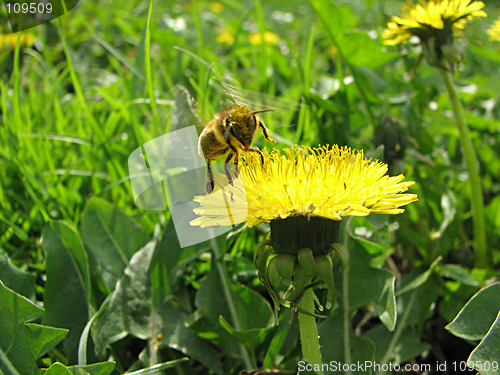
168;84;202;133
220;81;308;146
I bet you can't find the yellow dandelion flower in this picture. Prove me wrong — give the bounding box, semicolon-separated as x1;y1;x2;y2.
328;45;339;59
191;145;417;319
383;0;487;46
209;2;223;13
216;28;235;45
488;18;500;41
0;31;36;50
190;145;417;229
248;31;280;46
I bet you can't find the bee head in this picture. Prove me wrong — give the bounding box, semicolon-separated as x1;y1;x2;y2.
225;107;275;151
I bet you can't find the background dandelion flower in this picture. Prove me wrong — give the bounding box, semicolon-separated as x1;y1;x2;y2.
488;18;500;41
382;0;487;46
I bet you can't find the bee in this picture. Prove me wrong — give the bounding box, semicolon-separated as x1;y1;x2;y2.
198;105;276;193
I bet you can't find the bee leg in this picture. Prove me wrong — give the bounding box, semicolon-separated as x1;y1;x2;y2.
248;147;265;165
224;139;239;185
206;161;215;194
224;152;235;186
258;120;276;144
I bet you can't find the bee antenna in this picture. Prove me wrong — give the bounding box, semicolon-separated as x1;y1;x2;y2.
252;108;275;115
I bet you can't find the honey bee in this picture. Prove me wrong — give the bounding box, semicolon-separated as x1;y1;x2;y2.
198;105;276;193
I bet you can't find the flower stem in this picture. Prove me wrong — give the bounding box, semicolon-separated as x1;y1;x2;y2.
440;69;487;268
298;283;323;375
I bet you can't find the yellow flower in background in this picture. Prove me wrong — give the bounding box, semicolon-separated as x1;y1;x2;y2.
190;145;417;229
487;18;500;41
249;31;280;46
383;0;487;46
328;45;339;59
209;2;223;13
216;28;235;45
0;29;36;50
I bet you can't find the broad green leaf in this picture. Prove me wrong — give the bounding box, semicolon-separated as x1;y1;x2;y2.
262;310;292;369
81;198;149;290
45;363;73;375
67;362;115;375
219;315;270;349
45;361;115;375
342;33;396;69
93;243;155;353
339;238;395;310
308;0;356;42
439;264;479;287
468;311;500;375
396;257;441;296
41;221;90;364
158;301;224;374
375;276;397;331
184;309;241;358
0;280;67;375
446;283;500;340
309;0;395;69
364;324;431;364
195;264;274;348
319;313;376;375
149;218;206;309
124;358;189;375
0;252;35;300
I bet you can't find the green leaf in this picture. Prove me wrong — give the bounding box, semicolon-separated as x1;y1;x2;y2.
0;280;67;375
124;358;189;375
149;218;206;309
319;313;376;375
45;363;72;375
195;265;274;348
158;301;224;374
41;221;90;364
446;283;500;340
45;361;116;375
396;257;441;296
364;324;430;364
81;198;149;290
342;32;396;69
93;243;155;353
375;276;397;331
308;0;355;41
0;252;35;300
184;309;241;358
308;0;395;69
439;264;479;287
341;238;396;310
468;311;500;375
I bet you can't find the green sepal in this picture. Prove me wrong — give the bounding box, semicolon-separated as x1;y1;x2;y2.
276;254;296;281
254;239;272;264
255;243;274;277
265;255;282;323
331;243;349;272
266;256;280;292
291;264;308;308
315;255;335;309
297;248;316;278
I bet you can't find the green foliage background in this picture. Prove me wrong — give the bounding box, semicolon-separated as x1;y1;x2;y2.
1;0;500;374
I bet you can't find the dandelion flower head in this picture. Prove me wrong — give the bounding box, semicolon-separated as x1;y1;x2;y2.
487;18;500;42
383;0;487;46
190;145;417;228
